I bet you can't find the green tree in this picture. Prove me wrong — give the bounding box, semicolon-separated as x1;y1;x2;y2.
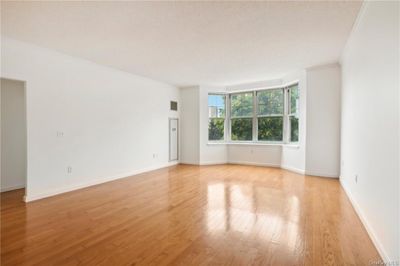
258;117;283;141
209;118;224;140
290;116;299;142
231;118;252;140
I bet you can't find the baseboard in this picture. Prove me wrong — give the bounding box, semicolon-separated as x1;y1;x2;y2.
24;161;178;202
228;161;281;168
280;165;305;175
340;178;390;262
179;161;200;165
181;160;338;179
1;184;25;192
305;170;339;178
199;161;228;165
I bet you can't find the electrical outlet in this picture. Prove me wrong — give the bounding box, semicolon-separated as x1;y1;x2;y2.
67;166;72;174
153;153;157;158
56;131;64;137
355;174;358;183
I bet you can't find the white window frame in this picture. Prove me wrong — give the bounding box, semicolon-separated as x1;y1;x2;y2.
256;88;285;143
208;81;299;145
208;93;227;142
287;84;300;143
229;92;254;142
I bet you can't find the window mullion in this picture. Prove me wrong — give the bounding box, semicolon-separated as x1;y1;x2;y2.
226;94;231;141
253;91;257;141
283;87;289;144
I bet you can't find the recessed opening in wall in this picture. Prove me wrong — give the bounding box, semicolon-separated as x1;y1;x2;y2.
1;78;28;201
207;82;299;144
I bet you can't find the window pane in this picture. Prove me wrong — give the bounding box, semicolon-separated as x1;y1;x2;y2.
231;93;253;117
257;89;284;115
208;94;225;118
258;117;283;141
231;118;253;141
290;116;299;142
209;118;224;141
289;85;299;115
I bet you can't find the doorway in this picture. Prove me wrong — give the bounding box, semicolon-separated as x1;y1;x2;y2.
1;78;27;193
169;118;178;161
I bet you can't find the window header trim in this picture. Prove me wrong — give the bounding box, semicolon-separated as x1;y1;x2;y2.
224;79;300;94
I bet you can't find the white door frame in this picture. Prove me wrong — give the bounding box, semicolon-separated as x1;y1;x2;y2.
169;118;179;162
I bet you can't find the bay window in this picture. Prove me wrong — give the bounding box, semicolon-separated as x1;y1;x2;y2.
208;82;299;144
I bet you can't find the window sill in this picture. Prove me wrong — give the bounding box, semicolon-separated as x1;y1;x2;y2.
282;144;300;149
207;141;299;147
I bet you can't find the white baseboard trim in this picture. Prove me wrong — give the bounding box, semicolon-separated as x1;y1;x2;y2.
181;161;340;179
24;162;178;202
305;170;339;178
340;178;390;262
280;165;305;175
199;161;228;166
228;161;281;168
1;184;25;192
179;161;200;165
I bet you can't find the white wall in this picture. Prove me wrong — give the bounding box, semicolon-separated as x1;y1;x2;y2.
305;64;341;177
1;78;27;192
340;1;399;261
1;37;180;201
180;86;200;164
228;144;281;167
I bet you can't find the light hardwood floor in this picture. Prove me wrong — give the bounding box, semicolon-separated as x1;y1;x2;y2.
1;164;381;265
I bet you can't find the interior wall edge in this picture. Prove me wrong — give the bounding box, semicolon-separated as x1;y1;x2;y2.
304;171;339;179
340;178;389;262
280;165;306;175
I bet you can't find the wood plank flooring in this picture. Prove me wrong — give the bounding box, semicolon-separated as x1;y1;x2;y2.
1;164;381;265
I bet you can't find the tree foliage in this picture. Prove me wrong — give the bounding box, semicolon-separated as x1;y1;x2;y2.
258;117;283;141
290;116;299;142
231;118;252;140
290;85;299;114
209;118;224;140
258;89;284;115
231;93;253;117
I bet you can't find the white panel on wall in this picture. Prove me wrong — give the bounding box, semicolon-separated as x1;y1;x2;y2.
180;87;200;164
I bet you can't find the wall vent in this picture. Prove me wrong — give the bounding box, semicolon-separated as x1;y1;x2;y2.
170;101;178;111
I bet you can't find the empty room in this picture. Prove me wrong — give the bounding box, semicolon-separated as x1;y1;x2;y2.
0;1;398;265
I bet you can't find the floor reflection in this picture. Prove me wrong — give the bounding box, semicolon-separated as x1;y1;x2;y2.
206;181;300;250
206;183;226;231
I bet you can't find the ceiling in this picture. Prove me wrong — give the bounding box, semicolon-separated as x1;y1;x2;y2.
1;1;362;87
